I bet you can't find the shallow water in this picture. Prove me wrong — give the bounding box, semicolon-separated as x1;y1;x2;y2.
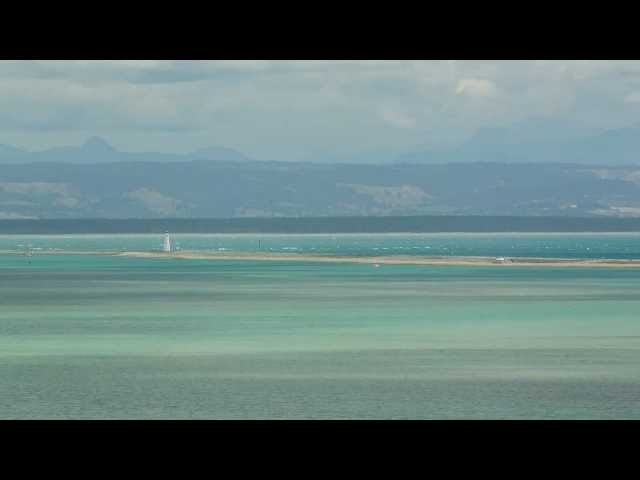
1;234;639;418
3;232;640;259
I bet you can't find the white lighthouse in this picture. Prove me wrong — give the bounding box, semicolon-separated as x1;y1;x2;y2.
162;232;172;253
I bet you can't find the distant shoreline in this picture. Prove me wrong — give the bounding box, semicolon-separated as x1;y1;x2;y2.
114;251;640;267
4;249;639;268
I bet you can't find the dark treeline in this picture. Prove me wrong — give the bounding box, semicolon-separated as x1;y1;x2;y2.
2;216;640;234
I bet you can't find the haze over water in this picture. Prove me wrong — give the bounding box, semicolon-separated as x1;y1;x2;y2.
1;233;640;419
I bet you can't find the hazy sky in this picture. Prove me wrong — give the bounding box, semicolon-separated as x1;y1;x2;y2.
1;60;640;161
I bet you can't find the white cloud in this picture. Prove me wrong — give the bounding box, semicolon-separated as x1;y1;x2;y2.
624;92;640;104
0;61;639;159
379;108;417;129
455;78;498;98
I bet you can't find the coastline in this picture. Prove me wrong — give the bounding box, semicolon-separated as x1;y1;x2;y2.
113;250;640;268
3;249;640;267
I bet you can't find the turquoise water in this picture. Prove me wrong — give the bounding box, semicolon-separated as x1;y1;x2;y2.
1;234;640;419
2;232;640;259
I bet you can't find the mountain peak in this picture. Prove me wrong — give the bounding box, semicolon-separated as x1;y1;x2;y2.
82;136;115;152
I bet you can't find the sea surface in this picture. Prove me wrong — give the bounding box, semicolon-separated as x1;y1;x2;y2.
1;233;639;419
2;231;640;259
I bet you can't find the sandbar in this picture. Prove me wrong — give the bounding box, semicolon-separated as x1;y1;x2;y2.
111;250;640;268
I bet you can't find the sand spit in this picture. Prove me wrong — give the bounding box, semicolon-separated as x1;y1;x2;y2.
109;250;640;268
2;249;640;267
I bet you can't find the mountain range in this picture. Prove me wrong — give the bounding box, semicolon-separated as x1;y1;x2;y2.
1;158;640;219
2;122;640;166
2;126;640;219
0;137;252;164
397;123;640;165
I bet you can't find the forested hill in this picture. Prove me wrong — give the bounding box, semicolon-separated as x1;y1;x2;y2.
2;160;640;220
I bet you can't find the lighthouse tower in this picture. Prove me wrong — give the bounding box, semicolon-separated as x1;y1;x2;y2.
163;232;172;253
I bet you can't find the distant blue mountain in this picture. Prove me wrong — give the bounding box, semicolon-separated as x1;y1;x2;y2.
2;127;640;219
1;158;640;219
0;137;253;164
3;123;640;166
397;125;640;165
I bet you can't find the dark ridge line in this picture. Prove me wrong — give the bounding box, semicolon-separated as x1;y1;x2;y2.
2;215;640;234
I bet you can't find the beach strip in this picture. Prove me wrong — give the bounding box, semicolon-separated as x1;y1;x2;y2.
112;250;640;268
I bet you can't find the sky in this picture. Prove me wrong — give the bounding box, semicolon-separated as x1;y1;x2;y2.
1;60;640;161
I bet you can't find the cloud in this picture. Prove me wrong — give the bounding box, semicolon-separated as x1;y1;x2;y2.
624;92;640;104
0;75;206;132
379;108;417;129
0;61;639;160
455;78;498;98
